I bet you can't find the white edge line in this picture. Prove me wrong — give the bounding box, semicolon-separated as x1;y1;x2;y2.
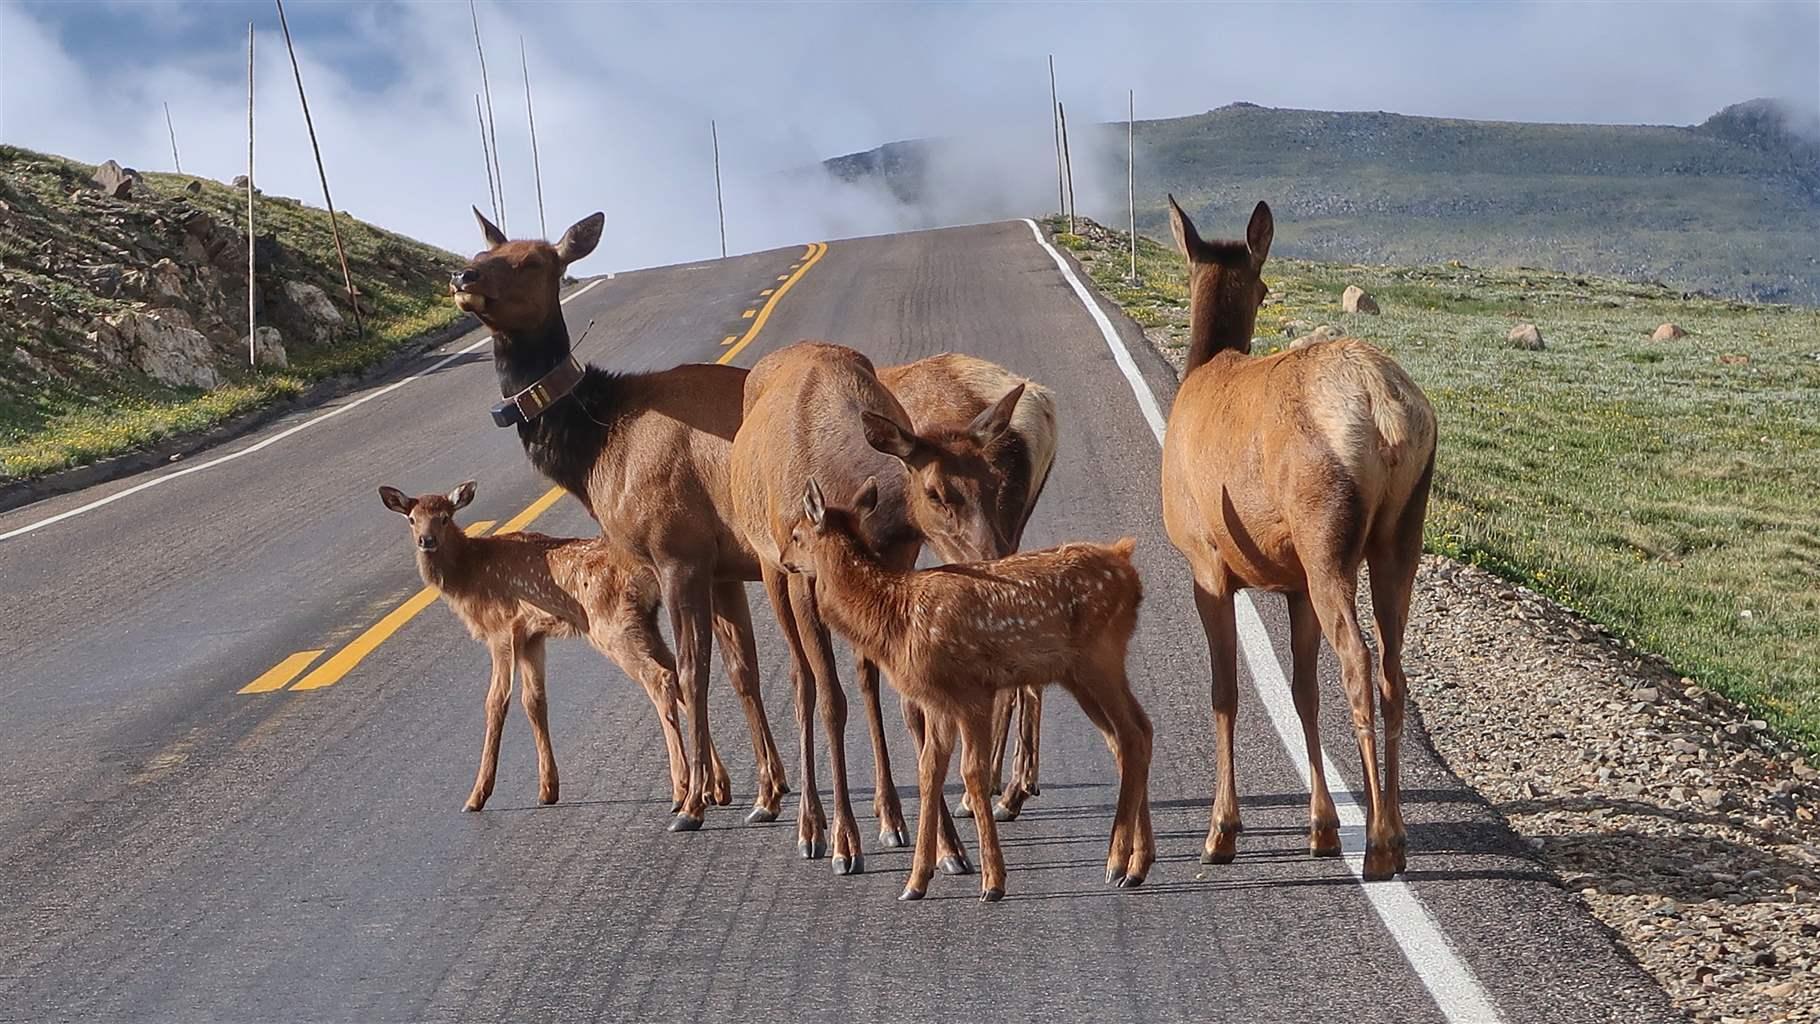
1020;217;1503;1024
0;278;606;543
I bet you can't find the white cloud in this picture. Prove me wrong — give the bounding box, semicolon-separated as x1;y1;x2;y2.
2;0;1813;272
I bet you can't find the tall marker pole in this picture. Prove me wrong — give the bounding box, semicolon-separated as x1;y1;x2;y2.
275;0;362;338
711;119;727;258
520;35;546;239
1128;89;1137;282
1059;101;1076;235
164;102;182;174
476;94;499;224
246;23;256;367
1048;55;1064;221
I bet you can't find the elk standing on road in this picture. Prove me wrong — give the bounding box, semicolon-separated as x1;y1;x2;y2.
783;477;1153;901
1158;197;1436;879
729;341;1027;874
452;209;789;833
380;481;724;814
880;354;1057;820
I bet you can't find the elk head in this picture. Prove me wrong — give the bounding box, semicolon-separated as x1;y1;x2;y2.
1166;195;1272;366
861;384;1023;562
380;480;477;555
782;477;879;577
451;209;604;336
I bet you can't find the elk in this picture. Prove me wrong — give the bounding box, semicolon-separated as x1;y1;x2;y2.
1158;196;1437;880
453;209;789;833
729;342;1028;874
879;354;1057;821
379;481;727;813
783;477;1153;901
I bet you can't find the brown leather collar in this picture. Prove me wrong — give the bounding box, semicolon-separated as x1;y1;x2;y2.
491;355;584;428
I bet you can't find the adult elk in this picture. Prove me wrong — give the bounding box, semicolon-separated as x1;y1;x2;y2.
729;342;1027;874
1158;197;1436;880
380;481;724;813
879;354;1057;820
452;209;788;833
783;477;1152;901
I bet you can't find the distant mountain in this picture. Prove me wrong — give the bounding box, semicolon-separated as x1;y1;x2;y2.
824;99;1820;305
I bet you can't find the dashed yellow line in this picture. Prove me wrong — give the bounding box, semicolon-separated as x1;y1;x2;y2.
240;241;827;696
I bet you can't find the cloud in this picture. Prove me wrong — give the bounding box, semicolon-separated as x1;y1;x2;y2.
2;0;1814;272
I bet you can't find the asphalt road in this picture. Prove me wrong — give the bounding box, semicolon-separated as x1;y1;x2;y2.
0;222;1680;1023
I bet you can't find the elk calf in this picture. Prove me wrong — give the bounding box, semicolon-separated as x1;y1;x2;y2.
380;482;728;813
783;477;1154;902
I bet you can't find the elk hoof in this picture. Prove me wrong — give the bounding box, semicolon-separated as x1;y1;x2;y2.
1200;848;1236;865
878;826;909;849
670;799;684;814
1117;873;1145;889
798;838;827;860
897;886;925;902
980;887;1004;903
1362;845;1398;882
953;800;974;819
745;806;778;825
539;791;558;806
669;813;703;833
1106;868;1126;886
463;800;484;813
991;801;1019;822
832;854;864;876
938;855;971;876
1310;840;1343;858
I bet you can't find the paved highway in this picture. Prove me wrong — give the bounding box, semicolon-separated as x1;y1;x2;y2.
0;222;1678;1023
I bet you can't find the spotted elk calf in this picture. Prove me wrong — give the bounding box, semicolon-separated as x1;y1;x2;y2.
380;482;728;814
783;477;1154;902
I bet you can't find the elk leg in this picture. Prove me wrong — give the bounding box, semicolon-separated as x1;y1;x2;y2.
1068;682;1133;884
515;635;559;806
995;686;1043;821
1192;580;1242;864
712;580;790;822
465;639;515;812
1104;675;1156;886
959;711;1006;902
961;690;1013;819
905;700;971;875
790;575;864;876
1305;564;1393;881
855;655;910;848
660;567;715;832
1368;546;1419;876
901;711;954;901
763;566;826;860
1287;591;1342;857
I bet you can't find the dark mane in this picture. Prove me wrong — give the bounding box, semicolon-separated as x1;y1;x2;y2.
491;311;634;514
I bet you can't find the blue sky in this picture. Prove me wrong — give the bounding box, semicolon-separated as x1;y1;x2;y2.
4;1;1816;270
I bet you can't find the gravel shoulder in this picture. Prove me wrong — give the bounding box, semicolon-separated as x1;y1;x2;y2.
1059;221;1819;1024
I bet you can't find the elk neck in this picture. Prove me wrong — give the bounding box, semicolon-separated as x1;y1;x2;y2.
489;305;625;509
1183;272;1254;373
415;529;473;594
491;306;573;396
813;532;913;666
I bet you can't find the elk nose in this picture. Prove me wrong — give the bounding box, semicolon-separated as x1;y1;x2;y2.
418;536;438;551
451;268;479;289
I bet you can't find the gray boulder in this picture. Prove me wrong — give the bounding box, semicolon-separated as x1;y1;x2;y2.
91;160;140;198
1508;323;1545;350
1342;285;1380;315
89;310;223;389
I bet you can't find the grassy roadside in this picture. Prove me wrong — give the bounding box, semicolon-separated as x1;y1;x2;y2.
0;147;465;480
1049;216;1820;752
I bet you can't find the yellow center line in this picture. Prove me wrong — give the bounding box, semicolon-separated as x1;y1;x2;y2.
722;242;826;365
239;649;326;694
241;240;828;696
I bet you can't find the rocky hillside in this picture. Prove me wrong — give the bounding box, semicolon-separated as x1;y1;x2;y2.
826;98;1820;305
0;145;463;479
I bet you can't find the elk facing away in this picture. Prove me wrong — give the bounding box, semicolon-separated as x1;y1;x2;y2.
879;354;1058;820
729;341;1030;874
380;482;724;814
783;477;1152;902
1158;197;1437;880
453;209;788;833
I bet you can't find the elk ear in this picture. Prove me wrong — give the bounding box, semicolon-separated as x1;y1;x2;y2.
802;478;827;529
862;411;923;464
556;212;605;266
1246;200;1273;264
379;486;416;516
448;480;477;511
1166;193;1204;262
967;382;1024;446
853;477;880;520
473;206;507;249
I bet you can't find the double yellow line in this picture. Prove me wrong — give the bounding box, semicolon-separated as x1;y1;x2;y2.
241;242;827;696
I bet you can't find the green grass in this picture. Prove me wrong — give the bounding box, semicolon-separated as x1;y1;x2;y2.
0;146;464;480
1053;216;1820;753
